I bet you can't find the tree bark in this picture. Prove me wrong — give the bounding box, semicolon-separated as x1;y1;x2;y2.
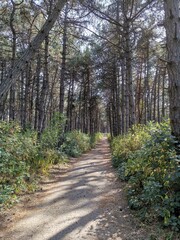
9;0;17;120
38;36;49;134
164;0;180;140
34;55;41;130
0;61;7;120
59;2;68;114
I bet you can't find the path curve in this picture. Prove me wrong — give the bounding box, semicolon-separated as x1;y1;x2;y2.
0;138;150;240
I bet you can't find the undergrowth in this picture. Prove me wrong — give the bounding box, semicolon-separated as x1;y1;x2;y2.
61;131;103;157
90;132;104;148
0;118;103;209
111;121;180;232
0;119;67;209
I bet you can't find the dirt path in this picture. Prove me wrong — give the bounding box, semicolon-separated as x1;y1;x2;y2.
0;138;152;240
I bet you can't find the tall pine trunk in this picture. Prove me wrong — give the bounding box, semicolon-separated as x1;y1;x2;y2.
59;2;68;114
164;0;180;140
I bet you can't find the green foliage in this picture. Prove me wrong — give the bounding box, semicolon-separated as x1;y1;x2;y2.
111;124;150;169
0;120;67;209
107;133;112;142
111;121;180;231
61;130;91;157
90;132;103;148
0;123;36;208
40;113;66;149
43;149;68;166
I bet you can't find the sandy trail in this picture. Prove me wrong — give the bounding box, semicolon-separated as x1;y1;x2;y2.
0;138;149;240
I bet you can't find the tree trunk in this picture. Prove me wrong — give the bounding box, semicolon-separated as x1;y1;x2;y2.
125;23;136;127
153;68;158;121
59;2;68;114
144;40;150;123
9;0;17;120
34;55;41;130
162;68;166;118
38;36;49;134
121;58;125;133
164;0;180;140
0;61;7;120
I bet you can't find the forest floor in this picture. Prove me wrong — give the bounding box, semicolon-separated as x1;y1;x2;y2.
0;138;175;240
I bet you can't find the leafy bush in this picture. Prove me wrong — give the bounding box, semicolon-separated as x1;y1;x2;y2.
0;120;67;209
43;149;68;166
111;121;180;231
61;130;91;157
40;113;66;149
90;132;103;148
0;123;37;207
111;124;150;169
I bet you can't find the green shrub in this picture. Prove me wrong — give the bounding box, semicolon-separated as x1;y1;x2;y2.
90;132;103;148
107;133;112;142
61;130;91;157
111;124;150;168
40;113;66;149
43;149;68;165
111;121;180;231
0;120;67;209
